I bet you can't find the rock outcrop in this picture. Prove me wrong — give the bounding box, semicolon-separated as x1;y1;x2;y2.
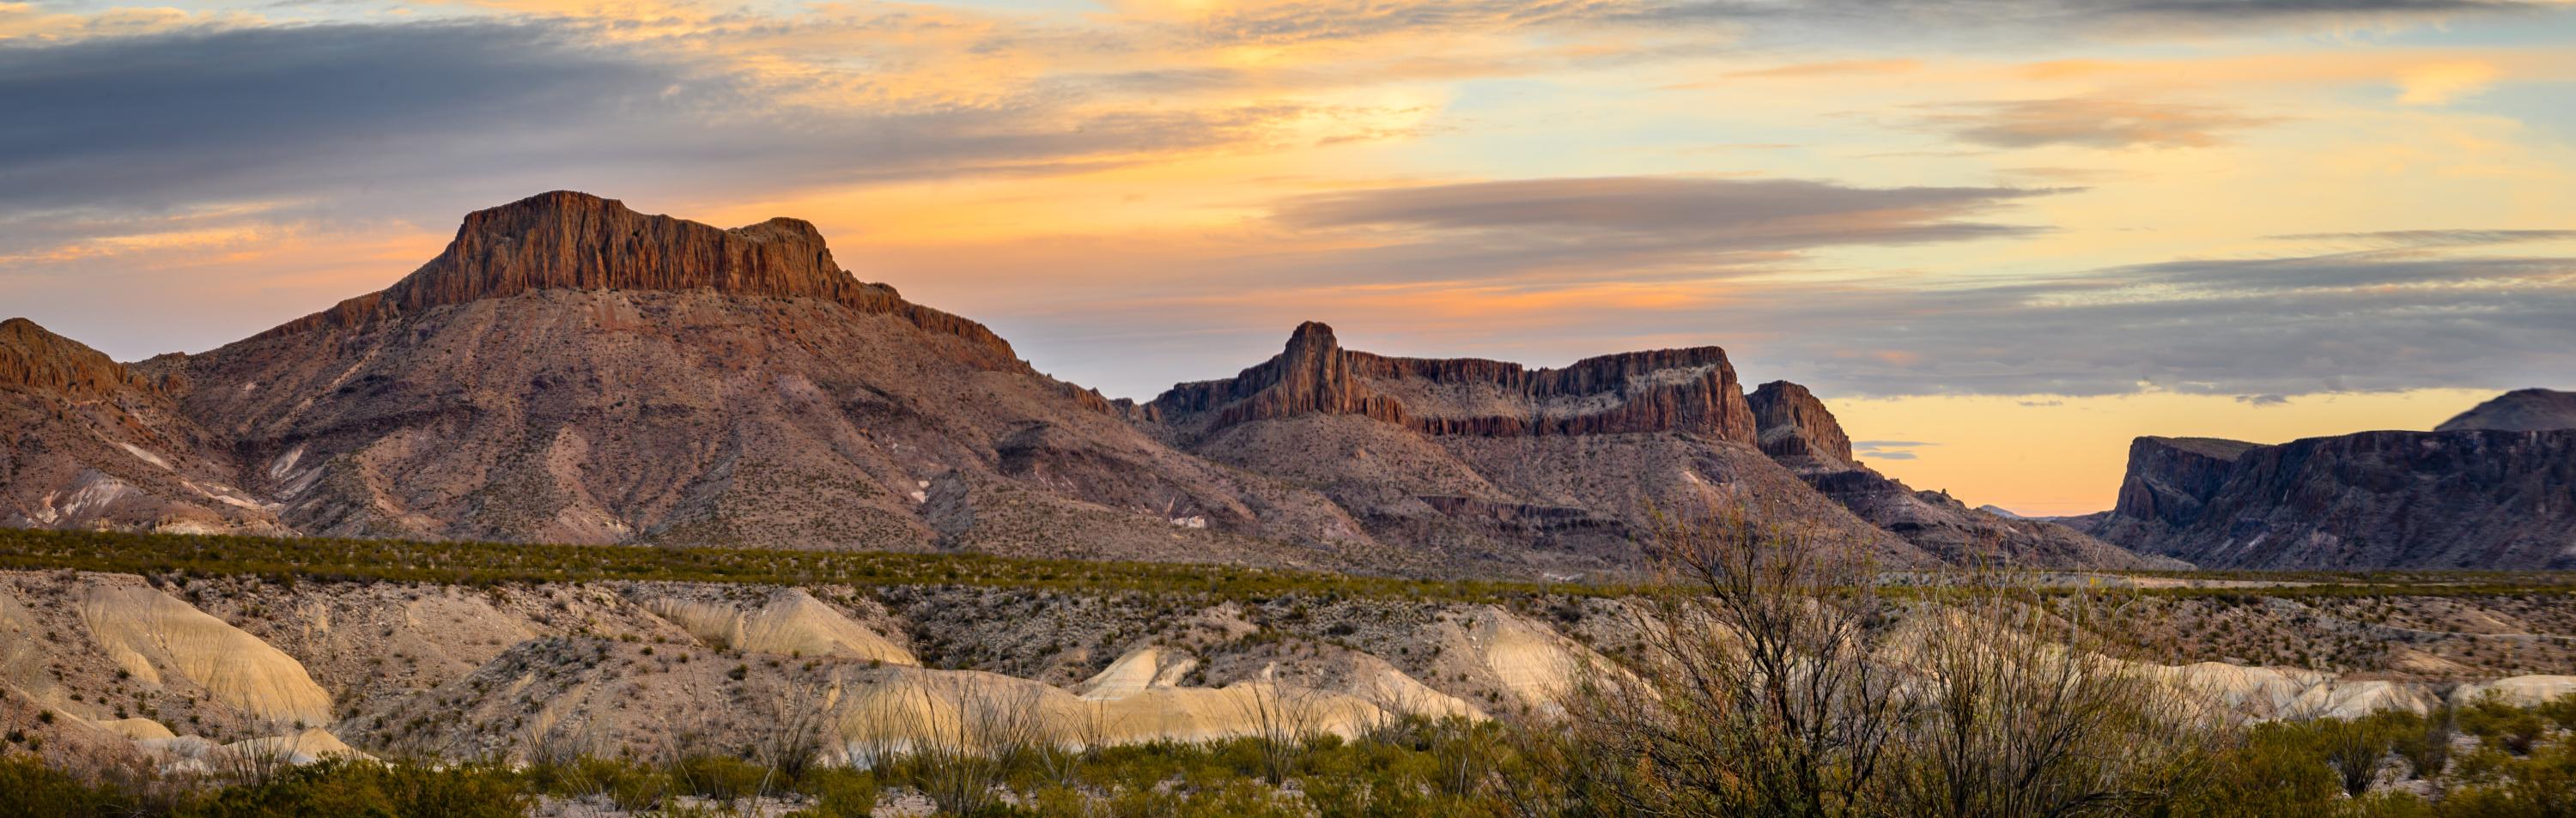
1744;380;2158;568
2;318;148;399
2438;388;2576;433
1747;381;1852;463
2090;405;2576;569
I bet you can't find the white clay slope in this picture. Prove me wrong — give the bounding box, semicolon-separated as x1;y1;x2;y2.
75;584;335;728
643;589;917;665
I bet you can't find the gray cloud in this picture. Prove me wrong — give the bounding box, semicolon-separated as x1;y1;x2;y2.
1851;439;1935;459
967;176;2576;403
1631;0;2553;39
1157;0;2554;47
1709;248;2576;397
1267;177;2050;254
1914;97;2280;149
2268;229;2576;248
0;21;1297;258
989;221;2576;402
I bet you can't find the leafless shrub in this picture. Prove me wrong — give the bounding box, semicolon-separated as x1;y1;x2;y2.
750;673;840;786
211;740;301;787
896;676;1047;815
1555;505;2226;818
1238;679;1325;786
1882;561;2227;818
1565;507;1905;816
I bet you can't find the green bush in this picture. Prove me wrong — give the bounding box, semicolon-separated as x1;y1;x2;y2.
786;767;879;818
2461;694;2550;754
180;759;529;818
0;755;137;818
669;754;769;801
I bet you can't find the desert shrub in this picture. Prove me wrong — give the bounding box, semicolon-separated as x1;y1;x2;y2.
2435;739;2576;817
179;759;528;818
2168;722;2342;818
668;754;769;801
2319;716;2403;796
2539;693;2576;732
0;755;138;818
785;767;880;818
2461;694;2550;754
2390;706;2457;779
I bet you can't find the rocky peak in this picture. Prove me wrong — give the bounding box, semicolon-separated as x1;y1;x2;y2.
0;318;142;399
2437;388;2576;433
1747;380;1853;464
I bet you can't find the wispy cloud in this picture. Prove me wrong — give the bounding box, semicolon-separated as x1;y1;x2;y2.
2267;229;2576;248
1274;175;2061;251
1913;97;2280;149
1852;439;1937;460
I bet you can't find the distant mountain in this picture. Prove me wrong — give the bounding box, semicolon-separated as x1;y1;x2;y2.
2439;388;2576;433
3;191;2156;576
127;191;1376;569
2090;404;2576;570
1142;324;1935;572
1741;381;2160;568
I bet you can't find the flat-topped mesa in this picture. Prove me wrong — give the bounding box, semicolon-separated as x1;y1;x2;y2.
1747;380;1853;464
0;318;145;399
252;191;1022;368
1150;322;1757;442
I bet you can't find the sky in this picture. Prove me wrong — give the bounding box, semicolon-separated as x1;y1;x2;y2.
3;0;2574;515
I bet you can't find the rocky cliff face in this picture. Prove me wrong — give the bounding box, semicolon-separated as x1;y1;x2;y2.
2091;415;2576;569
2092;437;2262;547
2439;388;2576;433
1150;322;1757;444
1747;381;1853;464
1743;379;2156;568
0;319;283;535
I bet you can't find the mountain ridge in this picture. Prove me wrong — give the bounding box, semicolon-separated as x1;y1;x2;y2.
2090;415;2576;570
7;191;2149;575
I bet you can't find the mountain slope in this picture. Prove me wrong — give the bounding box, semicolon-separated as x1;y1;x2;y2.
1742;381;2158;568
2439;388;2576;433
146;192;1376;569
0;318;283;534
1144;324;1932;573
2090;416;2576;569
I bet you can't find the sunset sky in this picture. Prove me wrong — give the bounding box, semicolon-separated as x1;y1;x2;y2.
5;0;2574;514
